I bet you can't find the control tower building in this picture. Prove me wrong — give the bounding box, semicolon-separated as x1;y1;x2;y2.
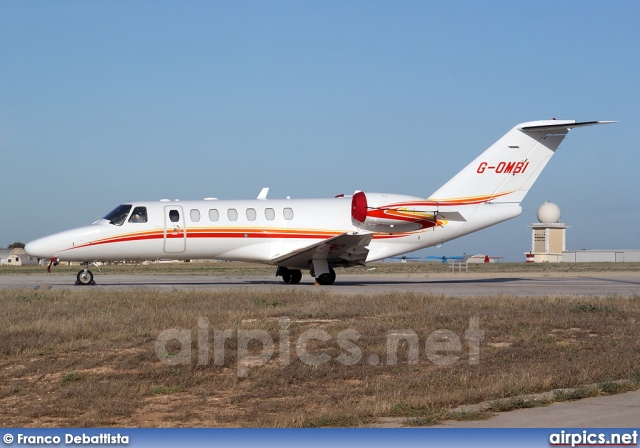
525;202;569;263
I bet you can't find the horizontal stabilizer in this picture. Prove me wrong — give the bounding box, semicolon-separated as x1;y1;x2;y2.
367;208;466;222
519;121;616;133
435;211;466;222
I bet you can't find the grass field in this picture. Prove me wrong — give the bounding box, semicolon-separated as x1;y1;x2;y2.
2;269;640;427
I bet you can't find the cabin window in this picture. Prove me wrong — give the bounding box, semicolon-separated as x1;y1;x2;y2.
103;204;132;226
227;208;238;221
190;209;201;222
209;209;219;222
265;208;275;221
169;210;180;223
246;208;257;221
128;206;148;223
283;207;294;220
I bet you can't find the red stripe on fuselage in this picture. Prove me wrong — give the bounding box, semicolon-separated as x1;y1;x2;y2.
61;228;387;252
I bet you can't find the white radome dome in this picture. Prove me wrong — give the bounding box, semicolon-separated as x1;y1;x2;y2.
537;202;561;223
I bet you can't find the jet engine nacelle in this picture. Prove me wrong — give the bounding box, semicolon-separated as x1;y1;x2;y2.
351;191;436;234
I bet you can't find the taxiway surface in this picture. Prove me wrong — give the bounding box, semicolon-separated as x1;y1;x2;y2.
2;272;639;296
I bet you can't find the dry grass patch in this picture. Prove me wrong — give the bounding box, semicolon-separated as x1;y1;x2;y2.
1;288;639;427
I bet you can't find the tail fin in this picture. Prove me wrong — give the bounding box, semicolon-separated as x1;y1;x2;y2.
428;120;614;205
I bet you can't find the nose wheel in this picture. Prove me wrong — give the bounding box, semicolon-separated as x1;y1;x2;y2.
76;263;96;286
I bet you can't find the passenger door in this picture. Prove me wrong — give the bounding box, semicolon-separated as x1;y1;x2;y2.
163;206;186;253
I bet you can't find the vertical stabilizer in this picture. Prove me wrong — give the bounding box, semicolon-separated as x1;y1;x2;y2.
428;120;613;205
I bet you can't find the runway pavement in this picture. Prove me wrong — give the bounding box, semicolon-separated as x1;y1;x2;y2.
2;272;639;296
434;390;640;428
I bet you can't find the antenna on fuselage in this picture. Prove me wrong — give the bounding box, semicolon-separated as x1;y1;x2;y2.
257;187;269;200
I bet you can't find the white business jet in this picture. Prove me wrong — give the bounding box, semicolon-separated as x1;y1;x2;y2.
25;119;613;286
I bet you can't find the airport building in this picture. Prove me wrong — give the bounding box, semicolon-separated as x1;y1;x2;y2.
563;250;640;263
0;247;38;266
525;202;569;263
525;202;639;263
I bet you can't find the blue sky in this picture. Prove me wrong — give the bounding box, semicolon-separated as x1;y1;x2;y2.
1;1;638;261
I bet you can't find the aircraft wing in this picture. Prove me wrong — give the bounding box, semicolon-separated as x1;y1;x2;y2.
271;232;373;268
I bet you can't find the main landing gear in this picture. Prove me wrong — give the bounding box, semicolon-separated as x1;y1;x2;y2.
275;266;336;285
315;268;336;286
76;262;96;286
276;266;303;284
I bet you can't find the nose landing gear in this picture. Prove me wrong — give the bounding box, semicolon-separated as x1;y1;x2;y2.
76;262;96;286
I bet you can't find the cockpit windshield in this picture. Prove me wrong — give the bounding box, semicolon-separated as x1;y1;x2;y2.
103;204;132;226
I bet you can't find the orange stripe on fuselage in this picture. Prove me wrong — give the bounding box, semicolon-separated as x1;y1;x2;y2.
61;227;367;252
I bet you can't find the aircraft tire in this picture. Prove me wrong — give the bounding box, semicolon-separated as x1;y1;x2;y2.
278;267;291;284
289;269;302;284
76;269;94;286
315;267;336;285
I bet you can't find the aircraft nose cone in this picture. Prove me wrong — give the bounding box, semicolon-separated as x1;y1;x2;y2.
25;238;53;259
